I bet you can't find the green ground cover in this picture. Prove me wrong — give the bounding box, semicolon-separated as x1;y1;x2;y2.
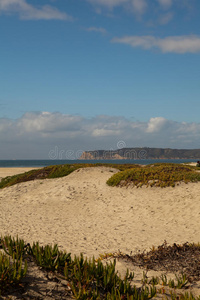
0;236;200;299
0;163;200;189
107;163;200;188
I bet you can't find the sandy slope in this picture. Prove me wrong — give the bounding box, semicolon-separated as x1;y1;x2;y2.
0;166;199;258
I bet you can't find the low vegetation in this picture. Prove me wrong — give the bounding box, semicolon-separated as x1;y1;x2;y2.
0;252;27;294
0;163;140;189
0;235;155;299
1;162;200;190
107;163;200;188
0;162;200;189
1;236;200;299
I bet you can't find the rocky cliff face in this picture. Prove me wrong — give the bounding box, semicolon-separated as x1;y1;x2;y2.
79;151;124;160
79;148;200;160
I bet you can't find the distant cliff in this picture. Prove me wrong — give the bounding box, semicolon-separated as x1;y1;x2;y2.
79;148;200;160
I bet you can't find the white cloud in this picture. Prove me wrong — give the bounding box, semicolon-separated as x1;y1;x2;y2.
92;128;121;137
111;35;200;53
158;35;200;53
16;112;83;133
146;117;168;133
0;112;200;159
86;27;107;34
0;0;73;20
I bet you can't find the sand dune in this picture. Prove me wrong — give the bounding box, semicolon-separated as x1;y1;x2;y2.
0;166;199;259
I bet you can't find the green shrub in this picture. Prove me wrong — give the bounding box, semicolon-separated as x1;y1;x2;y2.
107;164;200;188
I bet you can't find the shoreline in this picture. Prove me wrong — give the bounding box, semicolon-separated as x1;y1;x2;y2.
0;158;197;169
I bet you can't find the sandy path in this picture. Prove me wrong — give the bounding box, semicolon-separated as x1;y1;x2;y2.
0;166;200;259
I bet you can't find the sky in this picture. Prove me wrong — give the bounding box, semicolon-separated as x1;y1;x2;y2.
0;0;200;159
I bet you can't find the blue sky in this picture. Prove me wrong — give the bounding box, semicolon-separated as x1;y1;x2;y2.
0;0;200;159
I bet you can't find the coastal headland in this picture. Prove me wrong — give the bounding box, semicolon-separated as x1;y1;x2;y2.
79;147;200;160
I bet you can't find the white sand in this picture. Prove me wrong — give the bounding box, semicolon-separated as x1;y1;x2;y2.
0;166;199;259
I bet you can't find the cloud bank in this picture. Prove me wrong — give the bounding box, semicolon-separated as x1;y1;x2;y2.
111;35;200;53
0;112;200;159
0;0;73;20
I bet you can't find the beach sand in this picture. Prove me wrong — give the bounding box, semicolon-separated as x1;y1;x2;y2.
0;166;200;298
0;167;41;182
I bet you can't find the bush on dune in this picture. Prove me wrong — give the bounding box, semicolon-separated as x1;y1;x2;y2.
107;163;200;188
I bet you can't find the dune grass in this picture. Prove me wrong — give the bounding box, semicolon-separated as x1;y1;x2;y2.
107;163;200;188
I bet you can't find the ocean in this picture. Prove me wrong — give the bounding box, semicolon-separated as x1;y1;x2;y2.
0;159;197;168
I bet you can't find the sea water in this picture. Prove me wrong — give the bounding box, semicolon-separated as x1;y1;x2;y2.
0;159;196;168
